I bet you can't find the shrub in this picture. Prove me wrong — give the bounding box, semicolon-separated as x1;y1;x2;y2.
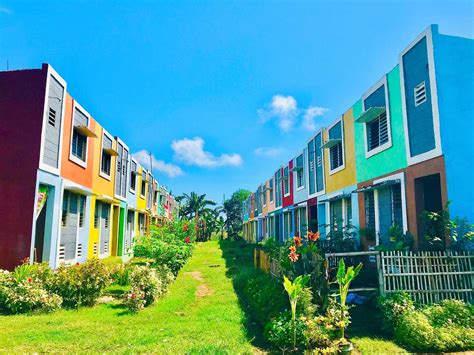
0;269;62;314
124;265;162;312
155;265;175;293
133;219;195;275
392;299;474;352
48;258;111;308
377;291;415;334
265;311;307;351
110;263;133;286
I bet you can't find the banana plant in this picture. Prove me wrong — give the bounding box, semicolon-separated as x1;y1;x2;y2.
336;259;362;340
283;274;310;350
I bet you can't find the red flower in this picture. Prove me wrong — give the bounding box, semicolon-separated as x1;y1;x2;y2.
289;251;299;262
131;293;136;299
185;237;191;243
76;262;80;266
21;257;30;264
27;277;32;283
195;225;199;231
183;224;188;231
293;236;303;248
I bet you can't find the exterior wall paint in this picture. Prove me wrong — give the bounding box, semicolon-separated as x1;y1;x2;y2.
60;95;94;188
136;166;147;213
293;148;309;204
434;32;474;223
282;160;294;207
0;68;47;269
324;111;357;194
357;156;447;250
354;67;407;183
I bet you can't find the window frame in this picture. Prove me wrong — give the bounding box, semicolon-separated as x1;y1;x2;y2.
69;101;91;168
99;129;114;180
129;158;138;193
283;165;290;197
269;177;274;203
140;169;147;198
327;118;346;175
295;152;305;190
362;77;392;159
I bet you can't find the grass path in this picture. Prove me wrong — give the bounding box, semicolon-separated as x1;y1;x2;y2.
0;241;258;353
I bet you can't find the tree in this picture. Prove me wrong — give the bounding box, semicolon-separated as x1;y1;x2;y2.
223;189;251;240
176;192;217;241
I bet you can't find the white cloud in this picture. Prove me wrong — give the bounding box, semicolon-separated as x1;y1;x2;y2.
0;6;12;15
258;95;328;132
258;94;299;132
303;106;329;131
171;137;242;168
253;147;284;158
133;150;184;178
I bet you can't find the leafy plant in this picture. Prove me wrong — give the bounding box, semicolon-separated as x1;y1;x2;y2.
283;274;310;350
264;311;307;351
48;258;111;308
377;291;415;334
335;259;362;340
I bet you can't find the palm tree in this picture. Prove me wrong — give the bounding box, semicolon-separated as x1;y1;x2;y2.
177;192;217;240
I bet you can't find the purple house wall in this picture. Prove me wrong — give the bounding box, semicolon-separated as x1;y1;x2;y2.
0;67;47;269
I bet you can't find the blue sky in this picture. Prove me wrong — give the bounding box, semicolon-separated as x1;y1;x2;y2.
1;0;472;203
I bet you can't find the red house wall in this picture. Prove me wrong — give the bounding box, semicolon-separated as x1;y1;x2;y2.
282;160;294;208
0;67;47;269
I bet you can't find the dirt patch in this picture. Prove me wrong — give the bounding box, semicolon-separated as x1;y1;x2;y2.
196;284;213;297
184;271;203;281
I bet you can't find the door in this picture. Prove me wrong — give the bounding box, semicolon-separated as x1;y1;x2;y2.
99;202;111;256
60;191;78;262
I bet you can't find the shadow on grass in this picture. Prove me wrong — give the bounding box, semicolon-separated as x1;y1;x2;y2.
218;239;287;351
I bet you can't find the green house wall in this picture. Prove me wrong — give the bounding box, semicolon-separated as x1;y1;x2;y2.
354;66;407;183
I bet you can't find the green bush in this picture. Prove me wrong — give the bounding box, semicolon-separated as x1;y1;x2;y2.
0;269;62;314
377;291;415;334
48;258;111;308
380;293;474;352
110;263;133;286
264;311;307;351
133;219;195;275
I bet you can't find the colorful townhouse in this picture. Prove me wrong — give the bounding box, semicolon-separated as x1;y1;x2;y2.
0;64;178;270
242;25;473;251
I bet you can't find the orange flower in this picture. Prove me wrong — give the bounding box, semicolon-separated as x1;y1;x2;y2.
288;245;296;253
307;231;320;242
289;251;299;262
293;236;303;247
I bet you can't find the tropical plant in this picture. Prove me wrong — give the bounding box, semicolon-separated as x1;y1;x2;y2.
335;259;362;340
223;189;251;239
283;274;310;350
177;192;217;240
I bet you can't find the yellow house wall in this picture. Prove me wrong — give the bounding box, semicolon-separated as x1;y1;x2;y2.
136;166;147;212
88;121;119;258
323;108;357;194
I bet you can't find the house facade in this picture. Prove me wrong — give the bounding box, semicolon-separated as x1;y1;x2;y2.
0;64;178;270
242;25;473;251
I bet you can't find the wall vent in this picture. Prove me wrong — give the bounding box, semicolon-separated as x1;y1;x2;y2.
414;81;427;107
58;245;66;261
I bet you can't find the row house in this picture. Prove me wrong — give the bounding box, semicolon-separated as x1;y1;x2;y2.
0;64;177;270
242;25;473;251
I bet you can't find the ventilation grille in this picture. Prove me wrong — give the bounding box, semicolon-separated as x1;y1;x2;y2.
48;107;56;127
103;241;109;254
58;245;66;261
93;242;98;256
414;81;427;107
77;243;83;258
317;155;322;167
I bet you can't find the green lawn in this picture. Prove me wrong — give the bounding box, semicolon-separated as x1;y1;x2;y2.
0;241;258;353
0;239;407;353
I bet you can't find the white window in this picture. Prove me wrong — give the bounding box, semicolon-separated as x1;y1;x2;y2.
367;112;389;152
295;154;304;189
283;166;290;196
269;178;274;203
72;128;87;162
414;81;427;107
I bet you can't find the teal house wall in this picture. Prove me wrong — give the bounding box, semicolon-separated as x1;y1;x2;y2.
354;66;407;183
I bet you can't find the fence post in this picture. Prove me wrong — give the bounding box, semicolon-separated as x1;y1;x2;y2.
377;251;384;296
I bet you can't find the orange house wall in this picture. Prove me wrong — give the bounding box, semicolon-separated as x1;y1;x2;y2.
60;94;94;188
